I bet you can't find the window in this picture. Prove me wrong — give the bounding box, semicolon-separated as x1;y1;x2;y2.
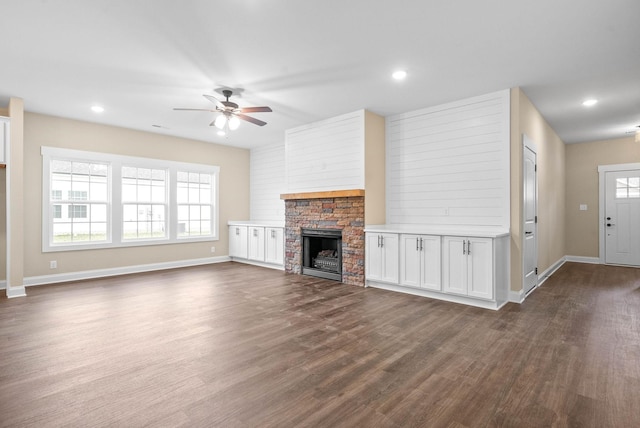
122;167;167;240
49;159;108;244
42;147;219;252
177;172;213;237
616;177;640;199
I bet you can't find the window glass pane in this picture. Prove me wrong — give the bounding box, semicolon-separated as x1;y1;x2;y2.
90;223;107;241
73;162;91;175
52;223;72;243
91;204;107;222
616;178;627;187
151;185;165;203
629;188;640;198
201;206;211;220
190;206;201;221
200;187;211;204
178;205;189;221
73;222;91;241
616;188;627;198
629;177;640;188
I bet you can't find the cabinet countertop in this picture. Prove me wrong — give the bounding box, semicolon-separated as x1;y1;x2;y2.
228;221;285;228
364;224;509;238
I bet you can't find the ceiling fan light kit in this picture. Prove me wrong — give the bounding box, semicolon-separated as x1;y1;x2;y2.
174;88;272;134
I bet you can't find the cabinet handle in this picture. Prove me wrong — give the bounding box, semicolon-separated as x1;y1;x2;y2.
467;240;471;255
420;238;423;251
235;227;240;236
416;237;419;251
380;235;384;248
463;240;466;255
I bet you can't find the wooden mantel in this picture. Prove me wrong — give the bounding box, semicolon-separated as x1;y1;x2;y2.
280;189;365;200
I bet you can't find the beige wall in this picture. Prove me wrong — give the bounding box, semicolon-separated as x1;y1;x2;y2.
23;112;250;278
364;110;385;225
565;136;640;258
510;88;566;292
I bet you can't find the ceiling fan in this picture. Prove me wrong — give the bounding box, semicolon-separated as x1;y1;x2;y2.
174;89;272;130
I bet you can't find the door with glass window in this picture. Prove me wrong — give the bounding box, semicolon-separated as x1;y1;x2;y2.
605;170;640;266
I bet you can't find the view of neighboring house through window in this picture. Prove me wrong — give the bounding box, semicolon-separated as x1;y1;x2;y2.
50;159;109;244
122;166;167;240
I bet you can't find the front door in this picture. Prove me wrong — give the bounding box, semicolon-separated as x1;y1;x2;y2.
605;170;640;266
523;141;538;294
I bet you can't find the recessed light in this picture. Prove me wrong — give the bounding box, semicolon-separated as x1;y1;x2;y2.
91;105;105;113
582;99;598;107
392;70;407;81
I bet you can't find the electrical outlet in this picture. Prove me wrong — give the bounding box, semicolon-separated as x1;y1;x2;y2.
210;246;216;253
50;260;57;269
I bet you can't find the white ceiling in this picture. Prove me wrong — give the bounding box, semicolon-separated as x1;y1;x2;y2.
1;1;639;149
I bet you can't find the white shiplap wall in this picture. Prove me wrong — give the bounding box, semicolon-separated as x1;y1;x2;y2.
250;142;285;221
285;110;365;193
386;90;510;227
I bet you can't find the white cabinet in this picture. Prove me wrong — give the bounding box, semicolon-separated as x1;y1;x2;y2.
229;225;248;259
443;236;493;300
365;232;399;284
399;234;441;291
248;226;265;261
265;227;284;265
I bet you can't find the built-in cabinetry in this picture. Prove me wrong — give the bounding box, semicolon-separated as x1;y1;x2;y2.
228;222;284;270
399;234;441;291
442;236;493;300
365;225;509;310
229;225;248;259
365;232;398;283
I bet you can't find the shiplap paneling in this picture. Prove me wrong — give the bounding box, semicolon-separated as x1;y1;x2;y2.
250;142;285;221
386;90;510;227
285;110;365;193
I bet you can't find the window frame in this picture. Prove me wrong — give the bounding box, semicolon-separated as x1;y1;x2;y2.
42;147;219;252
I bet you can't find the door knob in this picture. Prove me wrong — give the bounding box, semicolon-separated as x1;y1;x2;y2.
607;223;615;227
606;217;611;220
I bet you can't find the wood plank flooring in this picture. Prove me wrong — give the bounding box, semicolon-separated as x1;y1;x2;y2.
1;261;639;427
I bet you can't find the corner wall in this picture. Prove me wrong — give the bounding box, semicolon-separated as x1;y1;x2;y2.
23;112;250;278
565;136;640;258
510;88;566;293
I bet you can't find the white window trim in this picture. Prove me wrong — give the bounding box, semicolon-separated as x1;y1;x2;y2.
42;146;219;252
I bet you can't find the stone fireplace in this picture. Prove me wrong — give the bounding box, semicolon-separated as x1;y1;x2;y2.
281;190;365;286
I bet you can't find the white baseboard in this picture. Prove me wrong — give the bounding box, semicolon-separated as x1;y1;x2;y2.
508;289;525;304
229;257;284;271
21;256;231;288
565;255;601;264
538;256;567;287
6;285;27;298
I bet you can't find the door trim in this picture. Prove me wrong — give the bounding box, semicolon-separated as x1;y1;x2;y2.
522;134;538;295
598;162;640;264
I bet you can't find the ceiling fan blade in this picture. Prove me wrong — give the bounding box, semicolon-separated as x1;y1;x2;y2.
240;106;272;113
203;94;224;108
235;113;267;126
173;108;217;112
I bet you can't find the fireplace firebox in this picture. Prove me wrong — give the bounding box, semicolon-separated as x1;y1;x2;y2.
301;228;342;281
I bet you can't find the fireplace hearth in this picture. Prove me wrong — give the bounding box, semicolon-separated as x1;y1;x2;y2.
302;228;342;281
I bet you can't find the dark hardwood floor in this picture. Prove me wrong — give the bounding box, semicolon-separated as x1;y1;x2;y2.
1;261;639;427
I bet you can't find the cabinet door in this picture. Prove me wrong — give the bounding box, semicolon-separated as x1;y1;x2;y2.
229;226;248;258
248;227;265;261
442;236;467;295
467;237;493;300
365;233;382;280
419;235;441;291
380;233;399;284
399;235;422;287
265;227;284;265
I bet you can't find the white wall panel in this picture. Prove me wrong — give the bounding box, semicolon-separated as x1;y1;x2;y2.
250;142;285;221
386;90;510;227
285;110;365;193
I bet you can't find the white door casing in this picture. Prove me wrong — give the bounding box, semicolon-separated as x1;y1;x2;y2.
523;136;538;294
604;170;640;266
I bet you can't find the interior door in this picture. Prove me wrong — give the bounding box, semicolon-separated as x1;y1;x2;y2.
523;143;538;294
605;170;640;266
